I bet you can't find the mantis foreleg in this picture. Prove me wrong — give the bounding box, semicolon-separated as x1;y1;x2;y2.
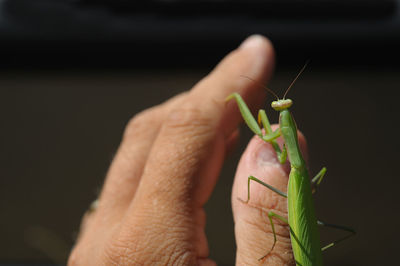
226;93;263;137
258;110;287;163
227;93;287;163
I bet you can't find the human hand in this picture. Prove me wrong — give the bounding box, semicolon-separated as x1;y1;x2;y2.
68;35;300;265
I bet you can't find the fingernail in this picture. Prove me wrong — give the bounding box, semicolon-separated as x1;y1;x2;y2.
239;35;267;50
255;140;290;174
256;142;279;166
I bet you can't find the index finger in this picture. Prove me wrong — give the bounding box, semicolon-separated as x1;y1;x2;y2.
111;35;275;263
137;34;275;209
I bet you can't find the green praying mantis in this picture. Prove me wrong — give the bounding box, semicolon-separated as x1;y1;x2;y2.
227;63;355;265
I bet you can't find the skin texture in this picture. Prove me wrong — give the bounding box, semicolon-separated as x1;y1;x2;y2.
68;35;307;265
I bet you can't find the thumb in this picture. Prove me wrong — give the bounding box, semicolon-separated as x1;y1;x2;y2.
232;126;305;265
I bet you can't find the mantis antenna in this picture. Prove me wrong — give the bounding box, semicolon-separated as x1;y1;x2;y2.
283;60;310;99
239;75;279;100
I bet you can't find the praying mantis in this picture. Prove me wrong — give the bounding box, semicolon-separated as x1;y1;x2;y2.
227;63;354;265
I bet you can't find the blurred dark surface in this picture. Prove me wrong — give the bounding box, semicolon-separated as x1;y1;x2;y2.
0;0;400;69
1;1;400;265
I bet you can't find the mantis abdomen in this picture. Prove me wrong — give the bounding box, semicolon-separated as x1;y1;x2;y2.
281;109;323;265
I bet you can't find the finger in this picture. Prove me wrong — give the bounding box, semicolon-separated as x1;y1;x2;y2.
139;35;274;205
112;35;275;263
232;125;307;265
95;93;188;223
135;35;274;208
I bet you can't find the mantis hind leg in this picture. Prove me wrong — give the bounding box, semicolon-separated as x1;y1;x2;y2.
238;175;287;204
236;176;288;260
237;176;290;261
317;220;355;251
258;211;289;261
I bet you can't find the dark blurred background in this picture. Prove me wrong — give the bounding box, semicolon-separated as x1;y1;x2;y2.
1;0;399;265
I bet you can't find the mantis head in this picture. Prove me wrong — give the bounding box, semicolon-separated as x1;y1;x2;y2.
271;99;293;111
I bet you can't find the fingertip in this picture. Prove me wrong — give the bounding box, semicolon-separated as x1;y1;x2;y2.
238;35;275;75
239;35;273;49
189;35;275;138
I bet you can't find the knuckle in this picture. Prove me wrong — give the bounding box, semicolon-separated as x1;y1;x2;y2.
168;250;195;265
102;237;171;265
102;221;196;265
67;246;87;266
103;238;135;265
123;107;159;140
67;249;79;266
163;104;215;137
